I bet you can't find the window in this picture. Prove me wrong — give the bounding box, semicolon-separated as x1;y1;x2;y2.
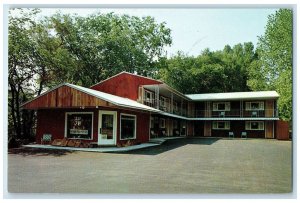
245;102;264;110
173;120;178;129
150;117;154;128
145;90;153;103
173;101;178;111
65;112;93;139
160;96;167;107
160;118;166;128
120;114;136;140
213;102;230;111
245;121;264;130
212;121;230;130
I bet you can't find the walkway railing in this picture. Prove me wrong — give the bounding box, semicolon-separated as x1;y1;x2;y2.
142;99;278;118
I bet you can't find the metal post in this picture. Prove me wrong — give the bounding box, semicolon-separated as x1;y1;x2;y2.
171;93;173;114
240;100;243;117
156;85;159;110
181;98;183;116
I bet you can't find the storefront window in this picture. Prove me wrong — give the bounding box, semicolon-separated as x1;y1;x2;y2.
66;113;93;139
120;114;136;140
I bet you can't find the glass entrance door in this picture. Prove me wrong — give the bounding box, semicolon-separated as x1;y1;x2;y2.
98;111;117;145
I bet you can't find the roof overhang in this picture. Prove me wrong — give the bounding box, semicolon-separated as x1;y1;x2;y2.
142;83;192;101
21;83;161;113
186;91;279;101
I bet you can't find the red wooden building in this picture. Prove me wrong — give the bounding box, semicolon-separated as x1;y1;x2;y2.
21;71;282;147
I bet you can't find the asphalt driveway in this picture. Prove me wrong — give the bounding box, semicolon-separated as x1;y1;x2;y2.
7;138;292;194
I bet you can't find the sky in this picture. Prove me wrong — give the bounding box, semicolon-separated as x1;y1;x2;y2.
17;8;278;57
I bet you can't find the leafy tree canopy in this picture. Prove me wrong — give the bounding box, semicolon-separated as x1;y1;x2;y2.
247;9;292;121
157;42;256;94
49;12;172;86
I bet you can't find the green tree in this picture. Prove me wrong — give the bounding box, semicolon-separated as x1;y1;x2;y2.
50;12;172;86
8;9;71;143
247;9;292;121
157;42;255;94
8;9;172;145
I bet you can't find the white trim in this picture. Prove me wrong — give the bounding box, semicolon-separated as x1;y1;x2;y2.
98;110;117;145
120;113;137;141
64;112;94;140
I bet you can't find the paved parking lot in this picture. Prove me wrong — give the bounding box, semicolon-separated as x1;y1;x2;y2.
7;138;292;194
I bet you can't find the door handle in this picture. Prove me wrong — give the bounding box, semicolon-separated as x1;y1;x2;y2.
99;128;102;133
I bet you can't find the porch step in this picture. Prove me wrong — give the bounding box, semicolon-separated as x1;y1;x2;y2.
148;139;166;144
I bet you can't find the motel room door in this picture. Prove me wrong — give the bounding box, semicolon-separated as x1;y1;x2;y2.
98;111;117;145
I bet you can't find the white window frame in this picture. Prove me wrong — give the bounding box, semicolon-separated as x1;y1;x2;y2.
213;102;230;111
245;101;264;111
160;96;167;107
64;112;94;140
173;101;178;111
145;90;154;103
212;121;230;130
120;113;137;140
245;121;265;130
160;118;166;128
150;117;155;128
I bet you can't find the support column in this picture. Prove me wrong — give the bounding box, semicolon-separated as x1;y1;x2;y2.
156;85;160;109
171;93;174;114
181;98;183;116
240;100;243;117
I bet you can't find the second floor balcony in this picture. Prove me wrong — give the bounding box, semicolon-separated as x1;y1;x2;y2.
194;109;278;118
142;98;189;117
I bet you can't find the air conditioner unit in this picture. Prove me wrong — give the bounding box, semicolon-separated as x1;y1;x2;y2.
219;111;225;117
251;111;258;117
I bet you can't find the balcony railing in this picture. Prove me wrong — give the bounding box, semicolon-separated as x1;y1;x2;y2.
194;109;278;118
142;99;189;117
142;99;278;118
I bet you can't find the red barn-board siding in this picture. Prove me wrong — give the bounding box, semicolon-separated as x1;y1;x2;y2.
90;72;162;101
36;109;99;144
276;120;290;140
22;85;114;109
36;107;150;145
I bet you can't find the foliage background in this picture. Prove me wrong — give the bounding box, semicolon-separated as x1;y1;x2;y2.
8;8;293;146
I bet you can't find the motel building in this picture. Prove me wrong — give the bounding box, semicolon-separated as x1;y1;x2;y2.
21;71;284;147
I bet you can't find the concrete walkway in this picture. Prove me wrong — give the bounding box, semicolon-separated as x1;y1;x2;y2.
22;137;184;153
